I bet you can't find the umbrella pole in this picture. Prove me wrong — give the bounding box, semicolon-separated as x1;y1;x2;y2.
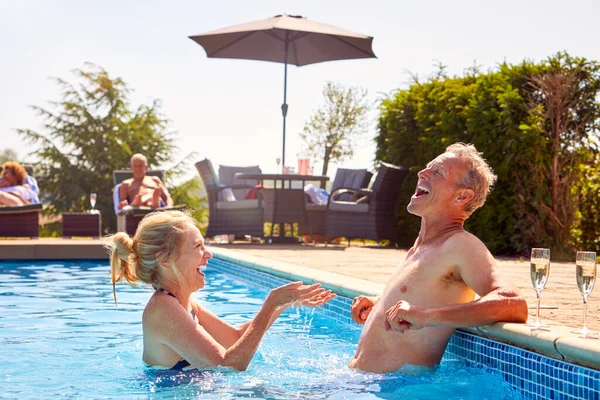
281;38;289;168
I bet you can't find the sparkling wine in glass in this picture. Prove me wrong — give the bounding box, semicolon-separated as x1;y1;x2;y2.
527;248;551;329
571;251;598;338
276;157;281;174
90;193;97;212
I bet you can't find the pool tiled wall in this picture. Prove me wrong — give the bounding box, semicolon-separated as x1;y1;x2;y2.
210;256;600;400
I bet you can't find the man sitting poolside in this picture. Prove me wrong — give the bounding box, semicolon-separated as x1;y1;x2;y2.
118;154;173;210
349;143;528;373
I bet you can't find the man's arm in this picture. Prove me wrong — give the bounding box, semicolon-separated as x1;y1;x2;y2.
385;233;528;332
152;176;174;207
351;295;380;324
118;181;131;209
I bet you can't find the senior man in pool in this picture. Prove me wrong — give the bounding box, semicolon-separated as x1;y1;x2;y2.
349;143;528;373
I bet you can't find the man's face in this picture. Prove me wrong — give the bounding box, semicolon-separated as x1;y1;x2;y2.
407;153;469;217
131;158;147;179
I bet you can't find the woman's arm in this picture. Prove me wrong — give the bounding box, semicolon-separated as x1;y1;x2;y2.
194;301;284;349
195;287;335;349
155;282;327;371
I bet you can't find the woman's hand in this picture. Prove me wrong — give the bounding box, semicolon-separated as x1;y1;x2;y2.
298;289;336;307
266;281;327;310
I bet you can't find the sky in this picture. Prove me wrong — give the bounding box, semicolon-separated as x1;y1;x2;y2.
1;0;599;183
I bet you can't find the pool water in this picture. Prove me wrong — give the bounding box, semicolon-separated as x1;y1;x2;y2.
0;261;523;399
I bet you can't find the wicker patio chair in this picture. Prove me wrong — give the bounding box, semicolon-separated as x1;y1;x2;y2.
0;167;42;238
325;162;409;245
299;168;373;239
0;203;43;238
195;158;264;239
112;170;185;236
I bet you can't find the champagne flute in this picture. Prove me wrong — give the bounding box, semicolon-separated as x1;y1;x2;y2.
276;157;281;174
571;251;598;337
527;248;551;329
90;193;97;213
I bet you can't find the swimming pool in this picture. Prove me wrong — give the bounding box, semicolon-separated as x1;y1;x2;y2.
0;258;597;399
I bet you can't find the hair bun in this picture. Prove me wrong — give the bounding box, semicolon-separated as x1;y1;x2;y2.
112;232;134;261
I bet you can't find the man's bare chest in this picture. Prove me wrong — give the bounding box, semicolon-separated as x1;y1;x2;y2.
381;252;469;308
128;178;158;192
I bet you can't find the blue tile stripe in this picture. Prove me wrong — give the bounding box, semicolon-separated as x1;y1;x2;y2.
210;256;600;400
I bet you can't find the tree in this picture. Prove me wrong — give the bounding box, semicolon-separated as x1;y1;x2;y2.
521;53;600;256
0;148;19;164
299;82;368;183
16;63;198;232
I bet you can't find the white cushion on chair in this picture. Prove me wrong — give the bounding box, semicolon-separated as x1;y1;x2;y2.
216;199;260;210
328;201;369;213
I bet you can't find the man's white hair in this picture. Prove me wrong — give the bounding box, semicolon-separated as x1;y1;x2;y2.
445;143;497;213
131;153;148;166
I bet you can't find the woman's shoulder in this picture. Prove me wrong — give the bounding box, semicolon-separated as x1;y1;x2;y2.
143;293;179;327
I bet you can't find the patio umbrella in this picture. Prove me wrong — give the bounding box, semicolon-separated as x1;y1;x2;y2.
189;14;376;167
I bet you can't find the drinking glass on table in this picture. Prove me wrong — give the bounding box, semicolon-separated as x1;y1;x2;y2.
527;248;551;328
571;251;598;338
276;157;281;174
90;193;97;213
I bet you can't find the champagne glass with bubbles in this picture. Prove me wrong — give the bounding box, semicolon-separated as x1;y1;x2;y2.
571;251;598;337
527;248;551;328
90;193;97;213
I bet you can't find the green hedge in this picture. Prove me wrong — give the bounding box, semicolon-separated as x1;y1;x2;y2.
376;52;600;258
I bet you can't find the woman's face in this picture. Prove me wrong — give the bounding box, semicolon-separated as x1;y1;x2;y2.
1;168;17;186
173;226;212;291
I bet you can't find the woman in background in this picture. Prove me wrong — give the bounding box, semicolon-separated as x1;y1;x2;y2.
105;210;334;371
0;161;39;206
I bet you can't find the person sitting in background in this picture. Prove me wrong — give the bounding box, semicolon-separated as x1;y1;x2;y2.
0;161;40;206
118;153;173;210
105;210;335;371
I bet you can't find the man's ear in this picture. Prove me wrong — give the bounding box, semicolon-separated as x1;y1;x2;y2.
454;188;475;206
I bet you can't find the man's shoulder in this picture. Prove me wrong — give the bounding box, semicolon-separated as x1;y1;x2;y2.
442;230;492;261
121;178;133;186
149;175;164;184
445;230;484;246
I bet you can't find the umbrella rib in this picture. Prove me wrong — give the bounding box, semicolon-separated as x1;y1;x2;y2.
207;31;257;57
330;35;375;58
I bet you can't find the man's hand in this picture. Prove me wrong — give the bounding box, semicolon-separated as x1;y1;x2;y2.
351;296;378;324
384;300;427;333
118;200;129;210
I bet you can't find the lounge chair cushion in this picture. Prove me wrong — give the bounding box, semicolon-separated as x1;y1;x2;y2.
0;203;43;214
218;165;261;200
328;201;369;213
215;199;260;210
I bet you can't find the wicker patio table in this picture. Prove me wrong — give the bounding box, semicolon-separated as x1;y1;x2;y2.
235;173;329;243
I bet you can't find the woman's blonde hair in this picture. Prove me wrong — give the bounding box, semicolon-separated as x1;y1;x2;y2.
104;210;198;307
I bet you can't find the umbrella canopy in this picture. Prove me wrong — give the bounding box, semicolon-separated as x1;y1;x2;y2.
189;14;376;166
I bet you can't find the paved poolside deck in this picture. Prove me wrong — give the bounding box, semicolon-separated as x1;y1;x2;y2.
0;238;597;332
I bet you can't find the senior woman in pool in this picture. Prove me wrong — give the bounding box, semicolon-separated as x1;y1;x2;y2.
106;210;334;371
